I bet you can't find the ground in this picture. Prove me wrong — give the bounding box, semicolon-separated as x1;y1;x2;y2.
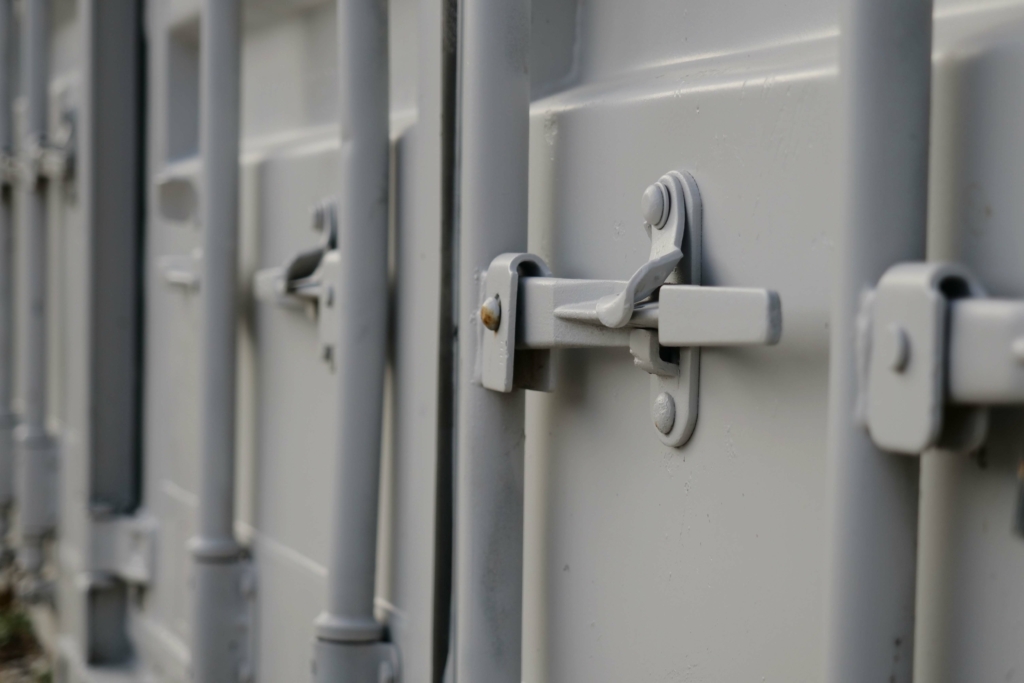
0;569;50;683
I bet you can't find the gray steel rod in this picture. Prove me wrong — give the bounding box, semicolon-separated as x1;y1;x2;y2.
193;0;242;559
313;0;390;650
453;0;531;681
912;448;960;683
0;0;14;542
824;1;933;681
190;0;245;680
20;0;46;444
15;0;51;574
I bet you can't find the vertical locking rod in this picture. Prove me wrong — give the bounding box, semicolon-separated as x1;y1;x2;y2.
15;0;55;575
453;0;531;681
312;0;395;679
190;1;247;681
0;0;15;561
824;0;933;681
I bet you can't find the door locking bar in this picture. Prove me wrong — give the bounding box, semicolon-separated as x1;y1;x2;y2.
479;171;782;447
859;262;1024;455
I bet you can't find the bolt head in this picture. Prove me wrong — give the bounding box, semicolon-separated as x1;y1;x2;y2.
653;392;676;434
641;182;670;229
481;295;501;331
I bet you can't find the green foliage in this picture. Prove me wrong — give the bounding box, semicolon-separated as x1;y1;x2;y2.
0;588;37;664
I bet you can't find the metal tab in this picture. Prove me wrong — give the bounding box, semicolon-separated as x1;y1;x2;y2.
481;252;552;392
90;513;158;585
864;262;985;454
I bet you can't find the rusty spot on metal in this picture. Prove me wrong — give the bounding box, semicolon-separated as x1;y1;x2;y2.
480;295;501;331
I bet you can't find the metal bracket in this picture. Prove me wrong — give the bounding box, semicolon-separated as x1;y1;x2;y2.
480;171;782;447
0;151;17;188
89;512;158;585
857;261;1024;454
313;639;400;683
17;107;76;187
40;105;76;181
254;199;341;368
158;248;203;291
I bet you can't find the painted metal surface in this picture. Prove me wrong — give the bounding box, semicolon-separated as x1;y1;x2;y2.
453;0;532;681
5;0;1024;682
0;0;15;560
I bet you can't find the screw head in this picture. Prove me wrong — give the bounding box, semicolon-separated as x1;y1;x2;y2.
653;392;676;434
641;182;670;229
481;295;501;331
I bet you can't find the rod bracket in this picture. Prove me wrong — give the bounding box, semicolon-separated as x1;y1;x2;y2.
479;171;782;447
17;105;76;187
313;639;399;683
88;510;158;585
857;261;1024;454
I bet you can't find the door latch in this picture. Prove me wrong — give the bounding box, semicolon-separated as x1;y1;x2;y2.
479;171;782;447
858;261;1024;454
254;198;341;367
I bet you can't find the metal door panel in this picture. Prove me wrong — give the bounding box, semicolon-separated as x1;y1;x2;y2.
913;9;1024;679
248;140;338;567
522;35;838;682
252;535;327;683
140;0;203;656
560;0;836;84
381;1;454;679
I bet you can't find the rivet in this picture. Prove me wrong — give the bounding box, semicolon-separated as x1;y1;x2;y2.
888;324;910;373
1012;337;1024;363
641;182;670;229
653;392;676;434
481;295;501;331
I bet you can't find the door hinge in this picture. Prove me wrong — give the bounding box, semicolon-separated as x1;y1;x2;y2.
857;261;1024;454
479;171;783;447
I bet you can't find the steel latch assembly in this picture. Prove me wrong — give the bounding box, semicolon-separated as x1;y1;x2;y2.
19;106;76;186
858;261;1024;454
479;171;783;446
254;198;342;367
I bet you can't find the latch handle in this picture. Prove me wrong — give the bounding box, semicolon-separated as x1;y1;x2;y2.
658;285;782;347
596;250;681;328
593;170;698;328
